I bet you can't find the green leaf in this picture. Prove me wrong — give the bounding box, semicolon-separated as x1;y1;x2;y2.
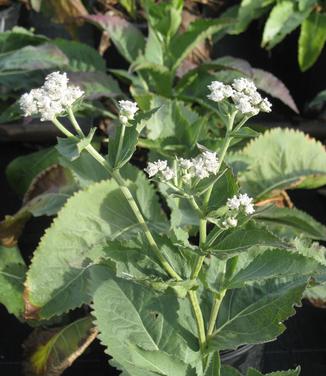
298;11;326;71
0;27;48;53
208;221;286;258
0;245;26;318
91;275;199;375
262;0;313;49
255;205;326;240
6;147;60;196
247;367;301;376
52;38;106;72
56;129;96;161
25;166;167;319
307;89;326;110
208;279;307;351
236;128;326;200
69;71;122;100
0;44;69;87
85;14;145;63
170;17;232;71
143;0;183;41
24;317;97;376
227;248;321;288
231;0;275;34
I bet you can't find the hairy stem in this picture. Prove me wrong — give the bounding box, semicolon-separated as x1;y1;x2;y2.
67;108;85;137
115;123;126;167
188;290;206;353
207;289;226;337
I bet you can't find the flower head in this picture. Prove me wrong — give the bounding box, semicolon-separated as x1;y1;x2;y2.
19;72;84;121
118;100;139;124
207;77;272;116
227;193;255;215
145;160;168;178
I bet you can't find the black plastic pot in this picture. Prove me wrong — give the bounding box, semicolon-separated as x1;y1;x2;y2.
221;344;264;373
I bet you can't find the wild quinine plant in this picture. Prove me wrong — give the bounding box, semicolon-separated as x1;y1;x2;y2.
2;71;326;376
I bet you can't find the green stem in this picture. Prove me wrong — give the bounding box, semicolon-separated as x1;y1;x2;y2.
115;123;126;167
67;107;85;137
85;144;181;281
52;118;75;138
207;289;226;337
188;290;206;354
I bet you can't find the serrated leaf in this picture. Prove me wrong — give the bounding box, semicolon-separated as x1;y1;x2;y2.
208;279;307;351
236;128;326;200
227;248;321;288
262;0;313;49
91;275;199;375
255;205;326;240
85;14;145;63
25;166;167;319
298;11;326;71
208;221;286;258
247;366;301;376
24;316;97;376
0;245;26;318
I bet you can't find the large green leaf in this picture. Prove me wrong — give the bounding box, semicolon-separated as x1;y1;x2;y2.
25;167;167;319
85;14;145;63
227;248;322;288
6;147;60;196
247;367;301;376
236;128;326;200
0;246;26;318
208;221;286;258
298;11;326;71
52;38;106;72
262;0;313;49
0;27;48;53
24;316;97;376
255;205;326;240
208;279;307;351
0;44;68;87
91;273;199;375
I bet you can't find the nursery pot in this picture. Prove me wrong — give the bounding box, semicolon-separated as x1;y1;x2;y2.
221;344;264;373
0;3;20;31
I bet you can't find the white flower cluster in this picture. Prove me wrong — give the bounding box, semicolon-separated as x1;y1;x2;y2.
145;160;175;181
221;193;255;229
118;100;139;124
227;193;255;215
145;151;220;182
20;72;84;121
207;78;272;115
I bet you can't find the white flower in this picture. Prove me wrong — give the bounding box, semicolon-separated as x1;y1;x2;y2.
179;158;193;170
232;92;257;115
207;81;234;102
244;204;255;215
227;196;241;210
161;167;175;181
260;97;272;113
232;78;256;94
19;72;84;121
119;100;139;123
227;217;238;227
238;193;253;207
145;160;168;177
202;151;220;174
227;193;255;215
